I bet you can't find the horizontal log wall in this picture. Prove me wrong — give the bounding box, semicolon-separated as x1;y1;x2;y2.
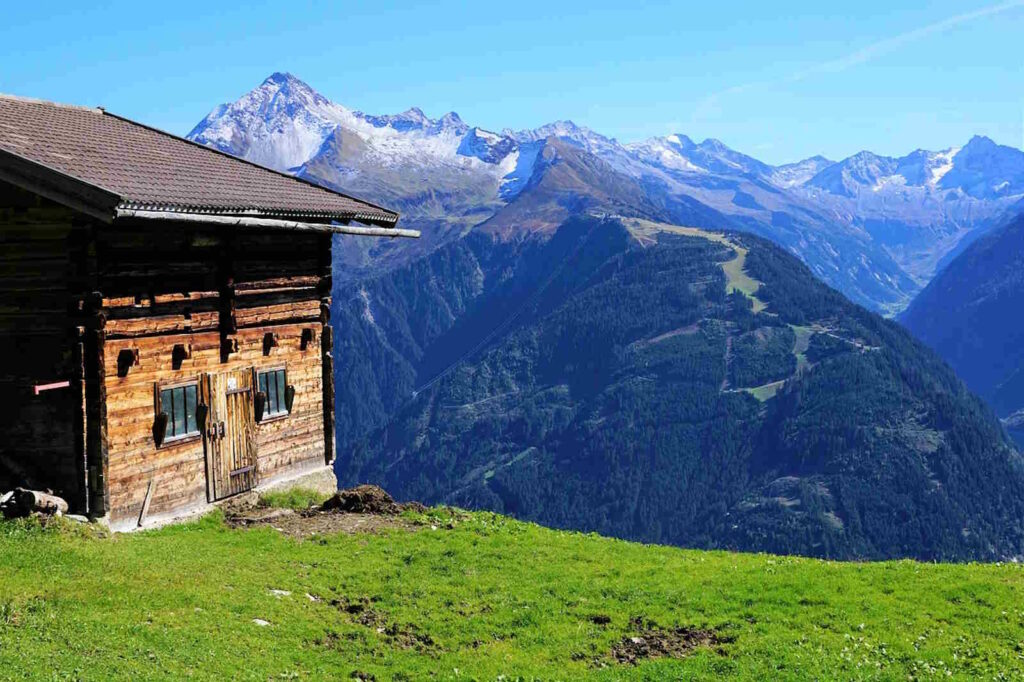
95;224;326;296
105;323;325;524
0;184;87;505
0;192;336;523
99;225;330;526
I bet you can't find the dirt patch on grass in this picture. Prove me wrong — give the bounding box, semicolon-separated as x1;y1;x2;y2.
329;596;438;653
226;508;419;538
224;486;423;538
610;616;726;665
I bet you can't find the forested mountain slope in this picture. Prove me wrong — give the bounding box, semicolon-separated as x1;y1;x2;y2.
902;212;1024;446
334;215;1024;561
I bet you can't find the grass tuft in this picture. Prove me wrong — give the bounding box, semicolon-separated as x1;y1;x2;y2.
258;487;330;510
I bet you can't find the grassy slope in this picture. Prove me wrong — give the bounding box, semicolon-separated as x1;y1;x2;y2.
623;219;767;312
2;509;1023;681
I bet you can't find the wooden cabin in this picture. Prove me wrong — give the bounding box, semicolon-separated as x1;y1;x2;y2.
0;94;415;529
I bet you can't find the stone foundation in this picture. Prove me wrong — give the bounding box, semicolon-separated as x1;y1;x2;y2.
256;464;338;497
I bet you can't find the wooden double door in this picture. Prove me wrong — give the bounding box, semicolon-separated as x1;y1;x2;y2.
203;369;257;501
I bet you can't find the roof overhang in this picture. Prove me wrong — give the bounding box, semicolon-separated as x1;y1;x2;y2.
0;146;120;222
114;201;400;229
0;146;414;237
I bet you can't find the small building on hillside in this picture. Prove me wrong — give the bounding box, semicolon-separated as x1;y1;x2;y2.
0;94;415;529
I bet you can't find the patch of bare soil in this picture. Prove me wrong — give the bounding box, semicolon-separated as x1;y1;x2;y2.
610;616;727;665
328;596;438;654
224;486;423;539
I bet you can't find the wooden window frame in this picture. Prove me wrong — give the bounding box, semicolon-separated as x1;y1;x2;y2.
154;377;203;447
255;365;290;424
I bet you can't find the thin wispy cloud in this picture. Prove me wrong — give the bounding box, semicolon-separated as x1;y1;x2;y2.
692;0;1024;122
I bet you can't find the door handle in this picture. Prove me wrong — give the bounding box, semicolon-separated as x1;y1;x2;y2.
219;421;226;439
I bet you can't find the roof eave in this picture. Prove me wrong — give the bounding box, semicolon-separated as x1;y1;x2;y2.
0;144;403;231
0;146;120;222
115;201;400;229
113;207;419;238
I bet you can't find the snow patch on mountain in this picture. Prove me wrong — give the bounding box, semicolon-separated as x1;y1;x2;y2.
508;120;621;157
624;134;775;179
457;127;517;164
928;147;960;187
771;156;834;188
626;135;706;173
499;140;545;200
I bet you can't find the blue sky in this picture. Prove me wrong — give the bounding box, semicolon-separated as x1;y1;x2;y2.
1;1;1021;164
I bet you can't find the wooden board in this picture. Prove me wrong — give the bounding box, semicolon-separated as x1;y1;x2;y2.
206;368;257;500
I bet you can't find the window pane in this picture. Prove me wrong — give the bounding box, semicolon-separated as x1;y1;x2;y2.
259;372;268;397
160;389;173;435
172;387;186;437
275;370;287;414
169;388;179;437
185;385;198;434
266;371;278;415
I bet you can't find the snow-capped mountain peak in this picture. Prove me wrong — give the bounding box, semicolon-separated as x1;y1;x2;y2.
188;72;353;171
457;127;517;164
508;120;621;156
802;136;1024;200
357;107;469;136
625;134;705;173
625;133;773;179
940;136;1024;198
771;155;834;188
927;147;960;187
437;111;468;133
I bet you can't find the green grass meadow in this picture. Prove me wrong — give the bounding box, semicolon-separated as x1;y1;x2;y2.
1;507;1023;680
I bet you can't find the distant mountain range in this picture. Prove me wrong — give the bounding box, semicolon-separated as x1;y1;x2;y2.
189;73;1024;313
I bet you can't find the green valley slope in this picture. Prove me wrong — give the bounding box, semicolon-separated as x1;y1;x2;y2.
336;215;1024;561
2;509;1023;680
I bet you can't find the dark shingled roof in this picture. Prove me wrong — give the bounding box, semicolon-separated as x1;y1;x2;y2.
0;94;399;227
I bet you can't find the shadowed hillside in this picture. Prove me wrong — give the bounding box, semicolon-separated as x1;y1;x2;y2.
902;212;1024;446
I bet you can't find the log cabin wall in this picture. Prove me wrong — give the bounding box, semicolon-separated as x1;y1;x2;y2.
0;181;336;524
0;183;89;509
98;221;332;526
103;325;325;524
